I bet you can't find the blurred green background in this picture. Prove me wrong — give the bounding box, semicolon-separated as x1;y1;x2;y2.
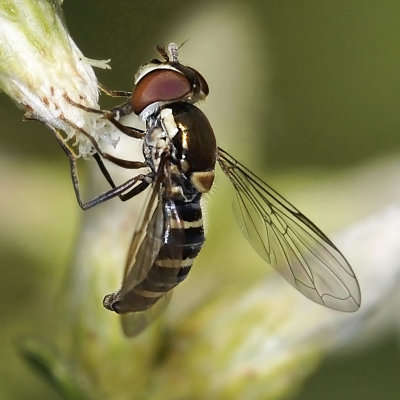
0;0;399;399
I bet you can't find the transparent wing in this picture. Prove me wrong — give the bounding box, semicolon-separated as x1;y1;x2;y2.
120;292;172;337
104;159;187;336
119;197;187;336
118;197;176;337
121;193;164;291
217;147;361;312
102;179;168;336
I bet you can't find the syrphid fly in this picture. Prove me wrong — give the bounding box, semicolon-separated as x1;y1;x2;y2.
65;43;361;336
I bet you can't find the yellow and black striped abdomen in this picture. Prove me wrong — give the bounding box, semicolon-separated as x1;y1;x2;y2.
118;199;205;312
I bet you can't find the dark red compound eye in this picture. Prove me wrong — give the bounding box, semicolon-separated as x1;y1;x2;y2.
188;67;209;96
132;69;191;114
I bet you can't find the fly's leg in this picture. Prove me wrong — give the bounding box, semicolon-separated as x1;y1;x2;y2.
119;179;151;201
59;116;146;169
92;152;117;189
93;153;152;201
63;94;144;139
50;126;150;209
105;107;143;138
98;83;132;98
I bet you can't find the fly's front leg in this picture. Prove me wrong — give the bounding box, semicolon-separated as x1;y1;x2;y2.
98;83;132;98
94;98;144;139
59;116;146;170
104;106;144;139
63;94;144;139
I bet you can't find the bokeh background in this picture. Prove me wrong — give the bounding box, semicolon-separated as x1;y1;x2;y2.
0;0;399;399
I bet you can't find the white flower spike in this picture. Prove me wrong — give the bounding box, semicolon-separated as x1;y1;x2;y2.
0;0;117;157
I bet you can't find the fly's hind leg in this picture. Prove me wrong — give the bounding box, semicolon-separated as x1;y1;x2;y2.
50;127;151;209
93;153;152;202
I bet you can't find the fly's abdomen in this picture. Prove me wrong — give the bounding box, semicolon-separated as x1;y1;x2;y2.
114;199;204;313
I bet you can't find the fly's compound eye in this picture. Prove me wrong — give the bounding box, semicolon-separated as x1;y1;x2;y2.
189;68;209;96
132;69;191;115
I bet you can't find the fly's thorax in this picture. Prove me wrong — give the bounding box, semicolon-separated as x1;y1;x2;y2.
143;101;217;200
143;106;182;173
160;108;179;141
143;121;168;173
162;102;217;196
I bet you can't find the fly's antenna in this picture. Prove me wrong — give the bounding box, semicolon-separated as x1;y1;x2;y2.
178;39;189;50
168;40;189;63
156;44;169;62
167;42;179;63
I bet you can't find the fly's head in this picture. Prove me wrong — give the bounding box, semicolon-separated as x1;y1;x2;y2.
131;43;209;120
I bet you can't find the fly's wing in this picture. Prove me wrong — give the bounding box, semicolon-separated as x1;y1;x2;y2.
120;293;172;337
107;160;186;336
121;190;164;289
120;198;187;337
120;200;164;295
102;178;166;336
119;198;187;337
119;197;173;337
217;147;361;312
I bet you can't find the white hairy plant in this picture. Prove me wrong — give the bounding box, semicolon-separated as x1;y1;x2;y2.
0;0;118;156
